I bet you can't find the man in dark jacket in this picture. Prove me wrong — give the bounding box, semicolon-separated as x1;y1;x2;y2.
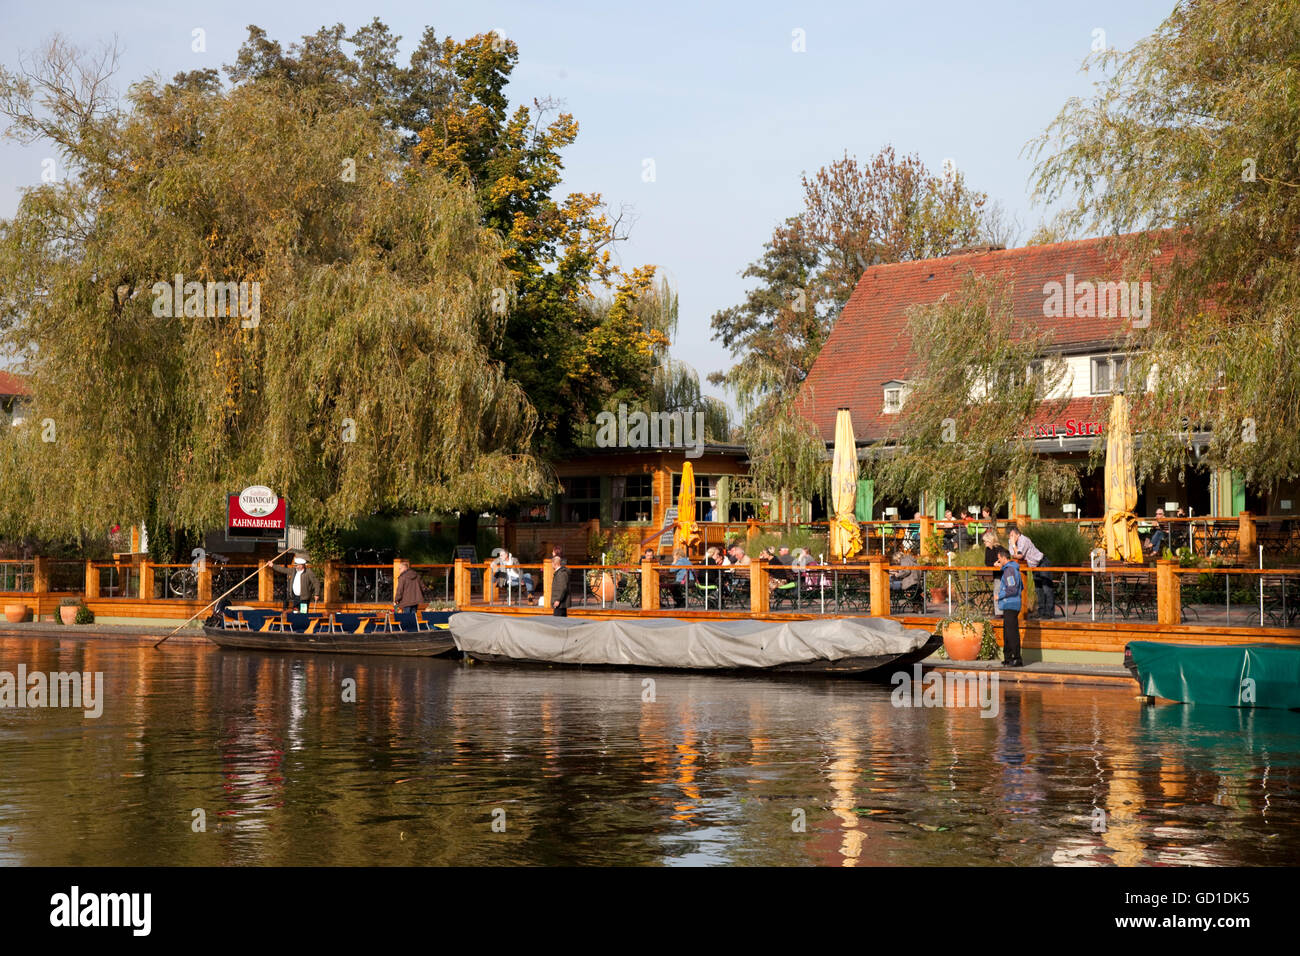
393;559;425;614
269;552;321;612
551;551;570;617
993;546;1024;668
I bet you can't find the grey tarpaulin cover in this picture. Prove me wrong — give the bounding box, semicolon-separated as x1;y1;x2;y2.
448;612;934;670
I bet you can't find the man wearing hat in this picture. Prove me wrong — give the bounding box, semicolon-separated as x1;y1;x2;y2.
268;552;321;612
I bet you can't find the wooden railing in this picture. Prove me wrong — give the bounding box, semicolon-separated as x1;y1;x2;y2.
666;512;1299;563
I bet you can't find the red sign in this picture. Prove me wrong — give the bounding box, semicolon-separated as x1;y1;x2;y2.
1025;419;1105;439
226;493;288;539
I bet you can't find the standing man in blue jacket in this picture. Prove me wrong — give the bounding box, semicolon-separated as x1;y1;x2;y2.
993;545;1024;668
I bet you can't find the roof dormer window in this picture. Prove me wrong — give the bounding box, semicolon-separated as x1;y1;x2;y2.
882;380;907;414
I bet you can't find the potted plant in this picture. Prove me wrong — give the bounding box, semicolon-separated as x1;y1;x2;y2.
3;602;28;623
586;529;640;602
74;603;95;625
939;604;997;661
924;569;949;605
59;597;82;625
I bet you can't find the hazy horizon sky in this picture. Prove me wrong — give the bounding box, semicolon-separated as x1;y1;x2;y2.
0;1;1176;409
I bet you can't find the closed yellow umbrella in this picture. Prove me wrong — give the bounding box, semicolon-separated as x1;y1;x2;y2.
830;408;863;561
1103;393;1143;562
673;460;700;552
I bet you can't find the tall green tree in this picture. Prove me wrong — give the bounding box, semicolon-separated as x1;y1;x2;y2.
710;146;994;507
868;273;1081;511
0;38;543;544
1029;0;1300;493
222;21;660;453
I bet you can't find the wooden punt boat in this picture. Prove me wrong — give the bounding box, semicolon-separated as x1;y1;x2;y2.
202;607;458;657
447;611;941;677
1124;640;1300;709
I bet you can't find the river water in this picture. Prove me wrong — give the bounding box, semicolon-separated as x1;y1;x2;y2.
2;635;1298;866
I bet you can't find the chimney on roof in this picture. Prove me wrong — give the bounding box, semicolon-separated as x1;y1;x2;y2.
945;243;1006;257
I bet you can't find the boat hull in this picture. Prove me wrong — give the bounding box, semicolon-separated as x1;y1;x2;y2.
203;625;457;657
1125;640;1300;709
449;611;940;677
202;608;458;658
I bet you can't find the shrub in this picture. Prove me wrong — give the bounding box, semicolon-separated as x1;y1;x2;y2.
74;603;94;625
743;529;829;559
1019;521;1092;568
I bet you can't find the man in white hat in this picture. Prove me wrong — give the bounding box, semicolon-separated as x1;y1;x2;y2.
267;552;321;612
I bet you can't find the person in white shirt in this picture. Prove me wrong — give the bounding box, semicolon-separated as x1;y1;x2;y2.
269;552;321;611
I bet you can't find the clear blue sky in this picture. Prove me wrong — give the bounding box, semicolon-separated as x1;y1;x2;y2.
0;0;1176;407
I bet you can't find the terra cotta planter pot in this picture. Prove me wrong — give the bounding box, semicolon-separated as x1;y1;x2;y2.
591;572;617;602
942;621;982;660
4;603;28;623
60;605;79;625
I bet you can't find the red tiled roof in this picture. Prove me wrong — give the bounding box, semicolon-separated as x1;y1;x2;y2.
798;234;1171;441
0;370;30;397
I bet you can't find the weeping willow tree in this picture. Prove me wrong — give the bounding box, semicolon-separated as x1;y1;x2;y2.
1029;0;1300;494
869;272;1082;510
577;273;732;445
0;40;546;547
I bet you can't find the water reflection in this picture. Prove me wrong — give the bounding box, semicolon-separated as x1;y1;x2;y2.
1;635;1299;866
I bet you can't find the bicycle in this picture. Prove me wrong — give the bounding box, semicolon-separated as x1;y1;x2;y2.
168;553;229;598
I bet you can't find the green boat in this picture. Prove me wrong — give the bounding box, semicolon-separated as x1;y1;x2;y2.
1124;640;1300;710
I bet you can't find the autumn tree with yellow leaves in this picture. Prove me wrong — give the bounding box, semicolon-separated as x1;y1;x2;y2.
0;23;671;551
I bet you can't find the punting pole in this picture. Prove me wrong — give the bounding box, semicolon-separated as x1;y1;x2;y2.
153;547;293;648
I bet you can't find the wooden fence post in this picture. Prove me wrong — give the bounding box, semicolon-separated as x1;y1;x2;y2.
1156;558;1180;626
454;558;468;608
323;559;340;605
919;516;935;557
869;555;890;617
641;560;659;611
33;556;49;595
139;560;154;602
196;565;212;603
84;560;99;599
542;559;554;610
393;558;403;604
751;561;769;614
259;561;274;603
1238;511;1257;561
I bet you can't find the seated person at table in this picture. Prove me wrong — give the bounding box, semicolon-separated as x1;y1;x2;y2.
668;547;693;608
491;548;533;598
908;511;923;546
937;509;957;550
763;546;794;591
889;541;921;591
726;543;750;575
1145;508;1167;554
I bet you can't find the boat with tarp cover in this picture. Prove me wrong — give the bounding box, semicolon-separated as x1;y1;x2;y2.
203;606;457;657
1125;640;1300;709
448;611;940;676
